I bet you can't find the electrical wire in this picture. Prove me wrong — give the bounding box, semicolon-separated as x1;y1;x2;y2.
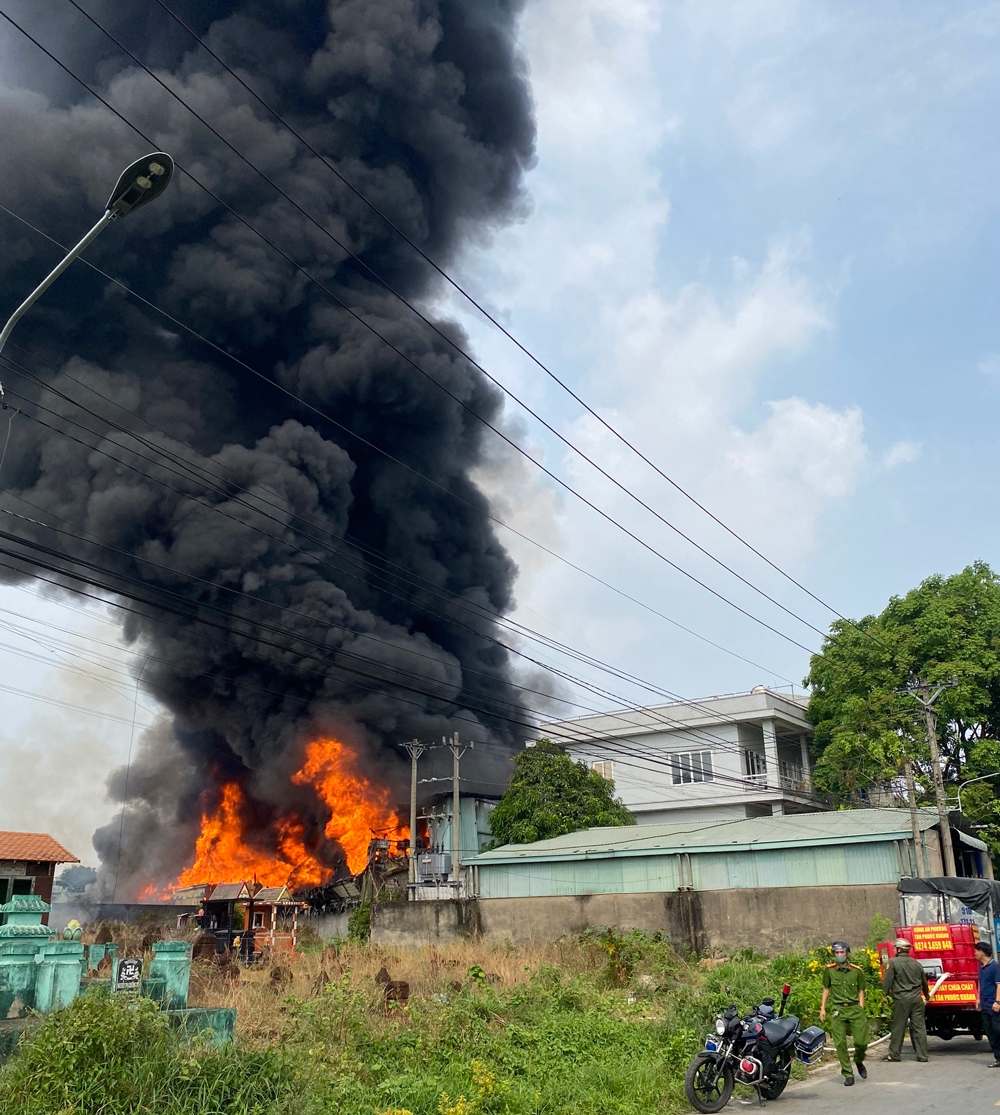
0;368;700;724
0;483;798;782
64;0;831;646
0;343;800;754
0;485;771;770
0;580;785;799
0;202;796;684
0;8;820;656
0;348;806;767
148;0;850;630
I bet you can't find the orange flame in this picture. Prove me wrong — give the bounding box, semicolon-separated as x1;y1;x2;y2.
174;736;405;891
293;737;406;873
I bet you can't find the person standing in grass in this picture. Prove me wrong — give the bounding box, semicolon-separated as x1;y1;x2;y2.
975;941;1000;1067
881;938;930;1062
820;940;869;1086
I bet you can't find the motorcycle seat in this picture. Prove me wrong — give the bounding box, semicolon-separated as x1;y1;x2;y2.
762;1017;799;1046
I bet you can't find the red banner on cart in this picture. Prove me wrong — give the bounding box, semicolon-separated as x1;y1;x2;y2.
911;924;954;951
930;979;977;1005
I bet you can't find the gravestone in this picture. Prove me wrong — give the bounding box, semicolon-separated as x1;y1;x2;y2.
0;895;53;1018
113;956;143;993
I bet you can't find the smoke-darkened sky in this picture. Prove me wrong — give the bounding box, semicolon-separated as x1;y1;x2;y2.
7;2;1000;882
0;0;536;892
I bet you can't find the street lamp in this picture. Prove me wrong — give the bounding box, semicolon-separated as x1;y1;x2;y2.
956;772;1000;815
0;151;174;394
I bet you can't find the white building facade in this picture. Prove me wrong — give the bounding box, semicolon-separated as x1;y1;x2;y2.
541;688;821;824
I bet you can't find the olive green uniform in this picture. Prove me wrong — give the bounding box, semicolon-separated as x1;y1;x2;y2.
882;955;930;1061
823;962;869;1077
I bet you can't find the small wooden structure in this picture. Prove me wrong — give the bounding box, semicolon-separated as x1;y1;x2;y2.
174;881;306;957
249;885;303;953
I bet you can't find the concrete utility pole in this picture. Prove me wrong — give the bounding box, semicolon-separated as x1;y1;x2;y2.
446;733;471;895
902;757;925;877
402;739;424;887
906;680;958;877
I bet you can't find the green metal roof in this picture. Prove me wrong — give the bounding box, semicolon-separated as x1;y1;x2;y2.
474;808;940;865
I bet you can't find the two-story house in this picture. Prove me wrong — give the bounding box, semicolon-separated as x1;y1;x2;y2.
541;687;822;823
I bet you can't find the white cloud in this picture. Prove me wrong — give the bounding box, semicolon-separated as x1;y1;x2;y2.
978;353;1000;377
882;440;922;469
443;0;879;696
559;239;864;568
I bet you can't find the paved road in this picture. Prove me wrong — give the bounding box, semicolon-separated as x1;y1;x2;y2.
745;1036;1000;1113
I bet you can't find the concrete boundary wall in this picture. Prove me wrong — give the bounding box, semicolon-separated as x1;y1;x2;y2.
371;883;900;953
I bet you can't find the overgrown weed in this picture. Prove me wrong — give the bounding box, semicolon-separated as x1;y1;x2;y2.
1;925;888;1114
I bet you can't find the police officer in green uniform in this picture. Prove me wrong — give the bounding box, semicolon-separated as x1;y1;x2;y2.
881;937;930;1062
820;940;869;1086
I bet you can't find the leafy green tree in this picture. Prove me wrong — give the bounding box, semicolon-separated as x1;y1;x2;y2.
487;739;635;847
805;562;1000;861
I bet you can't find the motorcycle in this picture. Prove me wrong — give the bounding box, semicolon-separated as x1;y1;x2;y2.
684;984;826;1112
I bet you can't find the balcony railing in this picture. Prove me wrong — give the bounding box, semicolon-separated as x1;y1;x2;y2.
740;758;812;794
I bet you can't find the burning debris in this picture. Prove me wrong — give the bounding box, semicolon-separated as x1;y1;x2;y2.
176;737;406;892
0;0;536;896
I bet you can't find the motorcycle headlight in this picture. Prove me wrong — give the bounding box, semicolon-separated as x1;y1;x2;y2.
715;1018;727;1036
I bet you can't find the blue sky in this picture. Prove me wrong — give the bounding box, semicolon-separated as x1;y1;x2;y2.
5;0;1000;858
449;0;1000;708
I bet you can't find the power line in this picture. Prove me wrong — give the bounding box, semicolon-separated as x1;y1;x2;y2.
0;444;788;772
0;365;703;721
0;402;794;768
64;0;830;646
0;582;779;799
0;202;796;684
0;346;806;763
0;337;805;766
0;9;818;655
0;485;765;768
149;0;848;627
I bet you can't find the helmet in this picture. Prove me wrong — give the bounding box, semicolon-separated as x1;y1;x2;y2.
894;938;912;951
831;940;850;957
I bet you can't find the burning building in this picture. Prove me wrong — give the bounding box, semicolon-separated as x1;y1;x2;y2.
0;0;536;897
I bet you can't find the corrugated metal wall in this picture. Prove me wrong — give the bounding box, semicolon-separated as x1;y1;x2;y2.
476;839;904;898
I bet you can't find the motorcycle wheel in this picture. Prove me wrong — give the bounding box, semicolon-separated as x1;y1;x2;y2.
760;1072;789;1101
684;1053;735;1114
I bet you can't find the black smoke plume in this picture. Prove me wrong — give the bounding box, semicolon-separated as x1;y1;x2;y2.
0;0;535;893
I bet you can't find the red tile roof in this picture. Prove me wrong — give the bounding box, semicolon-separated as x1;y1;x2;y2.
0;832;79;864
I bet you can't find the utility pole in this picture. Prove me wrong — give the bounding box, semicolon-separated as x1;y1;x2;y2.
402;739;424;888
906;680;958;877
902;757;925;877
446;733;471;896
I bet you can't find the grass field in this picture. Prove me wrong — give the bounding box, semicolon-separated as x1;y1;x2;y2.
0;925;890;1115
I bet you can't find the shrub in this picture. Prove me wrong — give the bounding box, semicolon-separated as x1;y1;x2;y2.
0;993;292;1115
348;899;372;942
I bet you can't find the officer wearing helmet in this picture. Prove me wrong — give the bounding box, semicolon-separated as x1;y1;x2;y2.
881;937;930;1062
820;940;869;1085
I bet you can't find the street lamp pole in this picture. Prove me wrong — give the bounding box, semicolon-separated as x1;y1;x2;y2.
956;772;1000;815
0;152;173;396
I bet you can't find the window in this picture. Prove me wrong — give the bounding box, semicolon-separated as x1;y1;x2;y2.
744;750;766;778
592;760;614;780
670;751;714;784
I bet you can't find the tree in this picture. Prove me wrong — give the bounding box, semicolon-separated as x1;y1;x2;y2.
806;562;1000;862
487;739;635;847
55;866;97;894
